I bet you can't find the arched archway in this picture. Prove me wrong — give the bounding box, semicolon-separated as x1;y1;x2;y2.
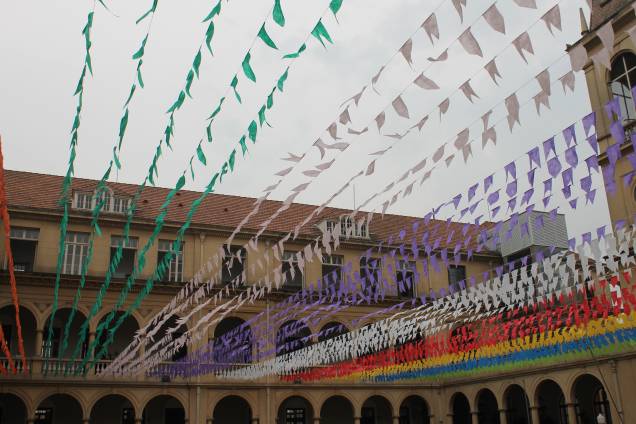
320;395;354;424
35;393;83;424
95;311;139;361
278;396;314;424
212;317;252;364
399;395;429;424
572;374;613;424
43;308;89;359
361;395;392;424
476;389;499;424
213;395;252;424
90;394;135;424
505;384;531;424
536;379;568;424
276;320;311;357
0;305;37;359
318;321;349;342
450;392;471;424
143;395;185;424
146;315;187;362
0;393;27;424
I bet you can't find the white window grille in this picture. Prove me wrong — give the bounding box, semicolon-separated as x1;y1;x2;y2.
158;239;184;283
63;232;90;275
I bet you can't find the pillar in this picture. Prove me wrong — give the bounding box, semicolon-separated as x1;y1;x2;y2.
530;406;540;424
498;409;507;424
35;329;44;357
392;416;400;424
83;419;90;424
313;418;322;424
354;417;362;424
135;419;143;424
469;411;477;424
566;403;577;424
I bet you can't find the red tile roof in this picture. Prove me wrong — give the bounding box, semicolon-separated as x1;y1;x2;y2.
4;169;496;253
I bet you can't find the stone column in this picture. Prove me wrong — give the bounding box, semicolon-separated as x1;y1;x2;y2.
498;409;507;424
83;419;90;424
530;406;540;424
251;418;260;424
35;329;44;357
134;419;143;424
354;417;362;424
392;416;400;424
566;403;577;424
470;410;479;424
313;418;322;424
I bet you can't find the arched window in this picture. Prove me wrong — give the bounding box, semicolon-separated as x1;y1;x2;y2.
609;52;636;123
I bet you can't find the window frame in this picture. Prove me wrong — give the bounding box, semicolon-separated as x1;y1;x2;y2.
282;251;304;289
447;264;467;288
360;257;382;293
396;259;416;298
62;231;90;275
72;189;130;214
608;52;636;124
110;235;139;278
321;254;344;287
221;245;247;286
158;239;184;283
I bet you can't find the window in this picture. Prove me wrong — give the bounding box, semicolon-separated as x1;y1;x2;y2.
282;251;303;289
122;408;135;424
327;216;369;238
110;236;138;278
285;408;306;424
448;265;466;287
34;408;53;424
396;260;416;298
158;240;183;283
72;189;130;214
322;254;344;287
360;257;382;294
9;227;39;272
73;192;93;210
609;52;636;123
339;216;368;239
62;231;89;275
222;246;246;286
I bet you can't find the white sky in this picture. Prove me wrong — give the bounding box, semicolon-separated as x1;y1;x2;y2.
1;0;611;240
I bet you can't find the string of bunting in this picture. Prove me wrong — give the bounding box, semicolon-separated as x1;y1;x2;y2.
105;6;588;372
79;0;350;375
0;137;26;374
111;109;605;376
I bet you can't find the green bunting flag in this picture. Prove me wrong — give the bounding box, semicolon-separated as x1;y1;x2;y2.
248;120;258;142
208;96;225;120
206;21;215;54
167;90;186;113
124;84;136;108
202;0;222;22
329;0;344;16
239;135;248;156
193;49;202;78
277;67;289;91
118;108;129;145
311;20;333;47
283;43;306;59
257;24;277;49
136;0;158;24
132;35;148;59
231;75;242;103
136;60;145;88
206;123;213;143
242;52;256;82
196;141;207;165
113;147;121;169
185;69;195;97
273;0;285;27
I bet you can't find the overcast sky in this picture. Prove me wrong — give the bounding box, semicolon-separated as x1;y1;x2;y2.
1;0;611;240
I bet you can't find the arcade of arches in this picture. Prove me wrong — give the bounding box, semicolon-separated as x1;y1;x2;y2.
1;310;634;423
